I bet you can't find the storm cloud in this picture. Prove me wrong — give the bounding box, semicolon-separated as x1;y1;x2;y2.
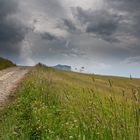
41;32;58;41
74;7;121;42
0;0;140;77
0;0;28;59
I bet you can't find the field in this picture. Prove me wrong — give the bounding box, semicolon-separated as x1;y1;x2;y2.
0;64;140;140
0;57;16;70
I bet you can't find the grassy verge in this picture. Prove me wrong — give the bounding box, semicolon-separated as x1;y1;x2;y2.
0;64;140;140
0;57;16;70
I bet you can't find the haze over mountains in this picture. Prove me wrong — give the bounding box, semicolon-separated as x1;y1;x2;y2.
54;64;72;71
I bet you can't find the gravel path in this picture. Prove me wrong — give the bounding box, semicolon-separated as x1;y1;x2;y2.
0;67;30;107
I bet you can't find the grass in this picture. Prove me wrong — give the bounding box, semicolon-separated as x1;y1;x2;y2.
0;57;16;70
0;64;140;140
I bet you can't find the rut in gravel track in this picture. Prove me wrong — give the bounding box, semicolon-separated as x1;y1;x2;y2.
0;67;30;107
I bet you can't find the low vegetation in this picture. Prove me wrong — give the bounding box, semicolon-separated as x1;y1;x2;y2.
0;57;16;70
0;64;140;140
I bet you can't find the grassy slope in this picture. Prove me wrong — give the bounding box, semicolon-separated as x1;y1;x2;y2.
0;64;140;140
0;57;16;70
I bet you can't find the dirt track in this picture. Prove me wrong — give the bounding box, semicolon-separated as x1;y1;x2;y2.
0;67;30;107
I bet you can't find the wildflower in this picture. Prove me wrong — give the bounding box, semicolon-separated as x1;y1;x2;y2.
74;120;77;123
65;122;69;125
69;136;73;139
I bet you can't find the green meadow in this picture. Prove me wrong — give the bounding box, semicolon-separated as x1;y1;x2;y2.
0;64;140;140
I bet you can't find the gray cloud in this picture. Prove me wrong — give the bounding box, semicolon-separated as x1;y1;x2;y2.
74;7;121;42
0;0;17;19
38;0;66;18
105;0;140;38
23;31;82;62
86;22;117;36
0;0;28;58
0;0;140;76
106;0;140;12
41;32;58;41
122;56;140;65
0;19;27;43
63;19;77;32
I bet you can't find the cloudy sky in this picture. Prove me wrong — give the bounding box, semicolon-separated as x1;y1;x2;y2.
0;0;140;77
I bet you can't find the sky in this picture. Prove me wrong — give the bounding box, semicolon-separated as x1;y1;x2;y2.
0;0;140;77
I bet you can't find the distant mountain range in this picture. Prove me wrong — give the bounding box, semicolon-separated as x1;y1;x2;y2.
54;64;71;71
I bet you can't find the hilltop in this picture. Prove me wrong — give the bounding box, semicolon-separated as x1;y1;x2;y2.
0;57;16;70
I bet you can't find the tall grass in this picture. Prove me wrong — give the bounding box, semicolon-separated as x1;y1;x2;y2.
0;65;140;140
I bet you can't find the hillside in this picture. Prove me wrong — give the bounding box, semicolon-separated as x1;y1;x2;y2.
0;57;16;70
0;64;140;139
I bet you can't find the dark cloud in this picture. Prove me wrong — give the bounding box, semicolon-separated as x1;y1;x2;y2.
63;19;77;32
0;42;20;57
0;0;17;19
86;22;117;36
105;0;140;38
0;0;140;76
0;19;27;43
106;0;140;12
74;7;121;42
41;32;58;41
0;0;28;57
